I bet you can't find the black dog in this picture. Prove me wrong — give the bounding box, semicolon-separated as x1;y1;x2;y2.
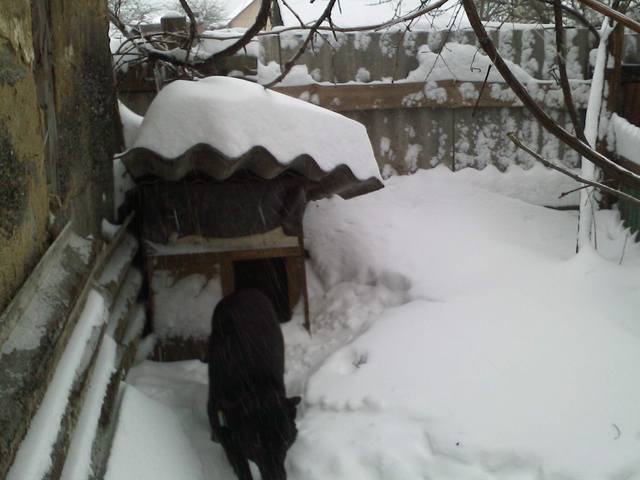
208;289;301;480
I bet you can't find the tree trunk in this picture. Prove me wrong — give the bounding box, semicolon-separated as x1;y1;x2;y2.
577;20;614;251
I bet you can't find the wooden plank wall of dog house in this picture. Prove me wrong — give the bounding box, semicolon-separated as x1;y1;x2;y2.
220;258;235;297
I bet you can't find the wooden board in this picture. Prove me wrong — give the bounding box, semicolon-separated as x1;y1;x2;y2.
146;243;310;344
272;80;576;112
148;246;304;270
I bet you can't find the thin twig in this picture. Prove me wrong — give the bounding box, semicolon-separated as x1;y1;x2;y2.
472;64;491;117
108;8;129;35
419;2;462;83
589;191;598;250
210;0;271;62
461;0;640;190
108;8;192;67
116;0;450;75
508;132;640;206
199;0;450;40
111;0;450;76
178;0;198;63
573;0;640;34
553;0;586;142
537;0;600;42
264;0;338;88
559;181;614;198
281;0;305;27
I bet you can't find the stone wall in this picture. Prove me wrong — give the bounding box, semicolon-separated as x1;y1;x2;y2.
0;0;121;313
0;0;50;315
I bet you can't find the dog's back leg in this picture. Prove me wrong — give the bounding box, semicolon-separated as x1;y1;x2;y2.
220;436;253;480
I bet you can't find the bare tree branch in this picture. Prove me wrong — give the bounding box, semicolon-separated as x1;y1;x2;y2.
108;8;194;67
110;0;451;79
178;0;198;63
553;0;586;142
508;133;640;206
264;0;338;88
200;0;451;40
210;0;271;62
108;7;129;35
262;0;450;87
574;0;640;33
462;0;640;190
281;0;305;27
538;0;600;41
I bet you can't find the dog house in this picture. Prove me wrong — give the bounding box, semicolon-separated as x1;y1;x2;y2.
119;76;382;360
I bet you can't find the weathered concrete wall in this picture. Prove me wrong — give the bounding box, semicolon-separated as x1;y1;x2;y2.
48;0;121;233
0;0;121;313
0;0;49;315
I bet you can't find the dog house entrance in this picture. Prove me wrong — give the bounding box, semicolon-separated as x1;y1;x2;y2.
145;245;309;361
233;258;290;322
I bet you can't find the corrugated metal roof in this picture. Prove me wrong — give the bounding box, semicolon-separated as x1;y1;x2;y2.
121;144;383;200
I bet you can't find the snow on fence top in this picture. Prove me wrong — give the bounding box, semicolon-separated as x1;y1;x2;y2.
259;27;637;86
611;114;640;166
121;76;383;199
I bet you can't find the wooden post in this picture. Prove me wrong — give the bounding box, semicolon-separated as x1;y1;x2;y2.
220;258;235;296
297;235;310;332
607;24;625;115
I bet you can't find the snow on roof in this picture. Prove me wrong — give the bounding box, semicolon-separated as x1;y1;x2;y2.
224;0;256;22
118;101;143;148
121;76;383;199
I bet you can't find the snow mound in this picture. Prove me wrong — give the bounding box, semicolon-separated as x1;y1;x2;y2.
303;289;640;479
406;43;535;83
304;166;587;297
297;167;640;480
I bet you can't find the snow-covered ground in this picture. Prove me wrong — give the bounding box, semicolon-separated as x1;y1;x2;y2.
106;166;640;480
